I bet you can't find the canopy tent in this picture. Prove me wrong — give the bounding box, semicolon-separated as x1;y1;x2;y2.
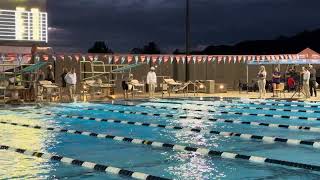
245;48;320;94
247;48;320;65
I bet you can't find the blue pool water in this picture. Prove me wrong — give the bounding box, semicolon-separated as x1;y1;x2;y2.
1;98;320;179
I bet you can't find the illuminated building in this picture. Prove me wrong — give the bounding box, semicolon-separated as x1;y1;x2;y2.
0;0;48;52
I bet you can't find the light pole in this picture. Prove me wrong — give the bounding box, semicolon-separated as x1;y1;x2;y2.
185;0;190;82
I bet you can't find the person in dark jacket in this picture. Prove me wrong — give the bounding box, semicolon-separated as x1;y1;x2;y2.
45;65;55;83
309;65;317;97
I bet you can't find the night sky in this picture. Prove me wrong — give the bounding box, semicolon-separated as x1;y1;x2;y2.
47;0;320;53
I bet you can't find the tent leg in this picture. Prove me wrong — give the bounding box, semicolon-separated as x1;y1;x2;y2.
246;64;249;94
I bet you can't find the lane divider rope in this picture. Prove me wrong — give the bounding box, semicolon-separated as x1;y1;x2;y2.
79;106;320;122
114;103;320;115
161;96;320;104
129;99;320;108
0;144;169;180
29;113;320;149
2;121;320;173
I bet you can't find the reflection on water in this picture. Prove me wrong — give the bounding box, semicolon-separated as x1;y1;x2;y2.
0;113;57;179
160;102;228;180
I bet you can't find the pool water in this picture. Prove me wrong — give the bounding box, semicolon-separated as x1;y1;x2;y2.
1;98;320;179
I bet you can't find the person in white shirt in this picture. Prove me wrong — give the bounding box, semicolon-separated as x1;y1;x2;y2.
147;67;157;98
64;68;77;102
302;66;311;98
257;66;267;98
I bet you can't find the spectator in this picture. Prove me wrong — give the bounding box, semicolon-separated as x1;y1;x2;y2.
65;68;77;102
147;67;157;99
302;67;311;99
257;66;267;98
309;65;317;97
272;67;281;97
45;65;55;83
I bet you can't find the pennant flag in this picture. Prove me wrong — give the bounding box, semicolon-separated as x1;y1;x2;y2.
248;56;252;61
128;56;133;63
233;56;237;63
192;56;197;64
94;56;99;61
202;56;207;63
170;56;174;64
0;54;4;61
134;56;139;64
59;55;65;61
292;55;297;60
140;55;146;63
237;56;242;63
182;56;186;64
164;56;169;63
108;56;113;64
114;56;119;63
217;56;222;64
81;56;86;61
185;56;191;64
152;56;158;64
208;55;213;62
175;56;180;63
43;55;49;61
223;56;227;64
88;55;93;61
212;56;217;62
158;56;163;64
75;55;80;62
256;56;260;62
226;56;231;63
243;56;247;62
197;56;202;63
146;56;151;64
288;55;293;60
68;56;73;60
120;56;125;64
23;54;32;62
275;55;280;60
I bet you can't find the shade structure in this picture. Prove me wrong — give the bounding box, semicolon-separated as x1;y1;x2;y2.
247;48;320;65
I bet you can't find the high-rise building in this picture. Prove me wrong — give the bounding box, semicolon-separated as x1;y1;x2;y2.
0;0;48;47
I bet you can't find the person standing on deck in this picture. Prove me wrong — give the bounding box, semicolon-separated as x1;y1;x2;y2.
257;66;267;98
147;67;157;99
309;65;317;97
272;67;281;97
302;67;311;99
45;65;55;83
65;68;77;102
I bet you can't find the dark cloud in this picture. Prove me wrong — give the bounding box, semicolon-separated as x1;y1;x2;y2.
47;0;320;53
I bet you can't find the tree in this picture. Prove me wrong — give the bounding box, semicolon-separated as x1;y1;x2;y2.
130;48;143;54
173;49;182;54
88;41;113;53
142;42;161;54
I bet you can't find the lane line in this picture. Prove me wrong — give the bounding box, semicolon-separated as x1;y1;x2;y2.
0;144;169;180
2;121;320;173
128;99;320;108
29;113;320;149
74;106;320;122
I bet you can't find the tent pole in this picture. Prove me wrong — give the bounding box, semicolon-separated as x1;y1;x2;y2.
246;64;249;94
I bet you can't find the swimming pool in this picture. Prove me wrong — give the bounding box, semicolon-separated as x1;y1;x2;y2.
1;97;320;179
